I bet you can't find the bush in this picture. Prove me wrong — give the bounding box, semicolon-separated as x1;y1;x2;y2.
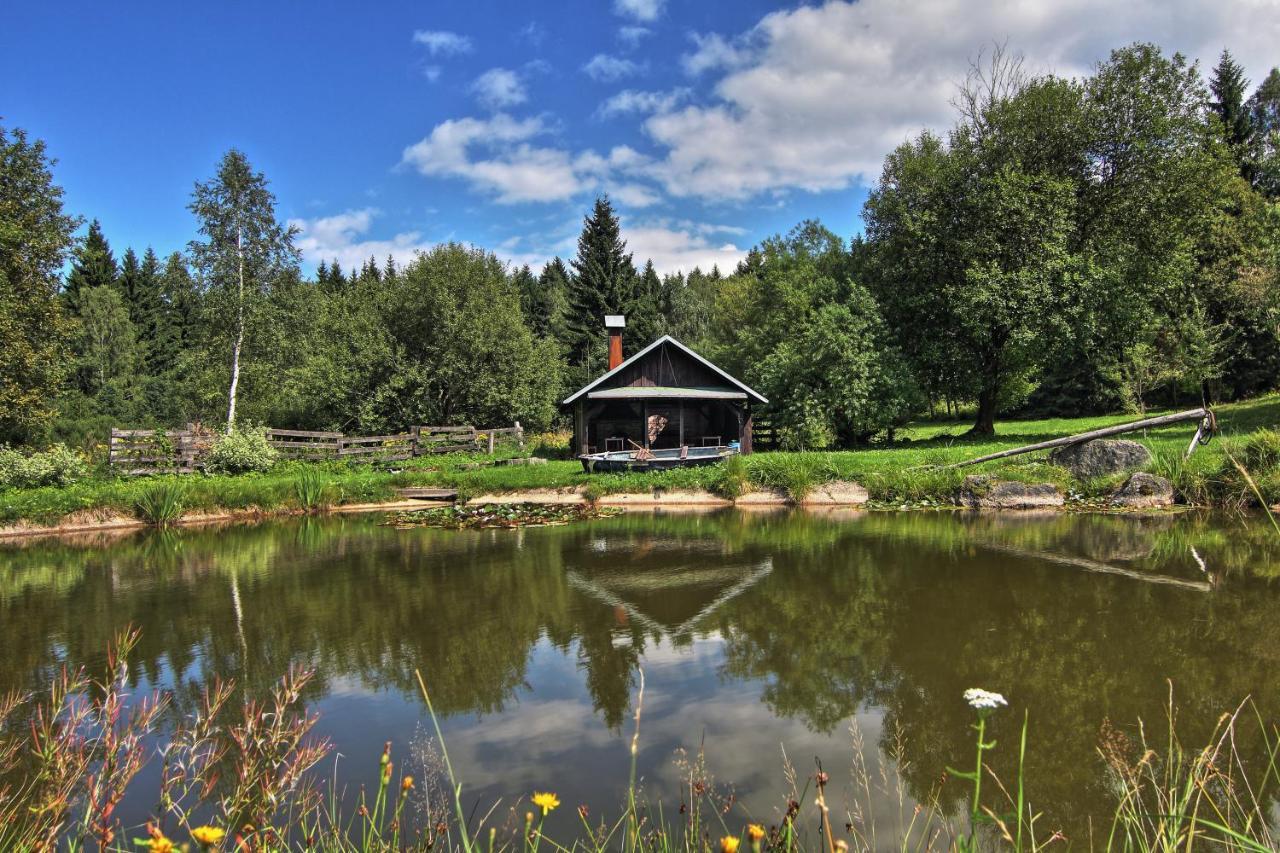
0;444;89;490
204;428;279;475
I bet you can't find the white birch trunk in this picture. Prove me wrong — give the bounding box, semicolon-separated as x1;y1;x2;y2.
226;223;245;430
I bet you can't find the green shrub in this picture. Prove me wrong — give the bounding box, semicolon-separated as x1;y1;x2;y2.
204;428;279;475
134;480;187;525
0;444;89;490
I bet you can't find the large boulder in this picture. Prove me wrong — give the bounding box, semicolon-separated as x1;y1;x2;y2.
1049;439;1152;479
1109;472;1174;508
959;476;1064;509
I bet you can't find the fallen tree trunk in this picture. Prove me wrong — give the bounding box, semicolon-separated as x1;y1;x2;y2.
943;408;1212;470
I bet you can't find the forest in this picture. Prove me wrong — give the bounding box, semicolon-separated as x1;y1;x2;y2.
3;43;1280;453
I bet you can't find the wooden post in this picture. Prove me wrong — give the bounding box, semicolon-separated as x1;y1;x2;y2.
642;399;650;449
741;406;754;455
678;400;685;448
487;431;495;454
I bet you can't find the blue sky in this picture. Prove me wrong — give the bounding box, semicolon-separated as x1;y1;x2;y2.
5;1;1278;276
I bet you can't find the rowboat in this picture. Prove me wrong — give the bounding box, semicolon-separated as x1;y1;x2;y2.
579;445;738;473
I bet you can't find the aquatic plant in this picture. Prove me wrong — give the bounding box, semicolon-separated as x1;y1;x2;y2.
133;479;187;525
293;466;336;512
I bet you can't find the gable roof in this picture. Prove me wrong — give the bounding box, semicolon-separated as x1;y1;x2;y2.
561;335;768;406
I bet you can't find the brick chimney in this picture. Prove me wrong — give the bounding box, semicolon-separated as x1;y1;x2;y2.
605;315;625;370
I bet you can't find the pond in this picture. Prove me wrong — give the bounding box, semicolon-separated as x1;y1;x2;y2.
3;508;1279;844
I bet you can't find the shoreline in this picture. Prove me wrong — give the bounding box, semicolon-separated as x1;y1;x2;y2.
0;485;1193;543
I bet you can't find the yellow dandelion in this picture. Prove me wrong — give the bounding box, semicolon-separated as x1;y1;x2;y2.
148;835;176;853
721;835;741;853
748;824;766;842
402;775;416;792
191;825;226;847
532;791;560;815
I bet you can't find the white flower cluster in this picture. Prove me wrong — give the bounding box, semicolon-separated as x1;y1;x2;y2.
963;688;1008;711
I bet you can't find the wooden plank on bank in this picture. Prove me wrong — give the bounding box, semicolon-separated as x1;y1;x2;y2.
394;487;458;501
943;408;1213;469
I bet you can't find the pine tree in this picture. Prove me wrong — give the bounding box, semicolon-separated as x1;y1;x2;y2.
384;255;398;282
64;219;117;315
137;248;167;370
329;261;346;290
1210;50;1254;175
316;260;330;287
566;196;637;371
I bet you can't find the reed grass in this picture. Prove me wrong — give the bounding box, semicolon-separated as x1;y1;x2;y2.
132;479;187;525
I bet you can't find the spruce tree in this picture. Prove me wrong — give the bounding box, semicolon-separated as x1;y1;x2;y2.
534;257;571;343
316;260;330;287
566;196;637;372
64;219;117;315
1248;67;1280;197
627;259;665;350
1210;50;1254;175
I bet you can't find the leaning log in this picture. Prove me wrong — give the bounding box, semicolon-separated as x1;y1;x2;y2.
944;408;1212;469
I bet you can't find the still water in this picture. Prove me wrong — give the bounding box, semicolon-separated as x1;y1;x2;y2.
3;508;1279;842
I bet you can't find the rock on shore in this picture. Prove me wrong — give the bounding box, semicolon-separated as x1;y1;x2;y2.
959;476;1065;509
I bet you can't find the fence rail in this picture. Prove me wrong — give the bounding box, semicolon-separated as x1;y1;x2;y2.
109;422;525;474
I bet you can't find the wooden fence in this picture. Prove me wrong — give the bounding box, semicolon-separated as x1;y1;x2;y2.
110;423;524;474
109;427;208;475
752;420;779;452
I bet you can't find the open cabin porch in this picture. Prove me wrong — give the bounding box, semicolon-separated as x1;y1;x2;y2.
571;391;754;456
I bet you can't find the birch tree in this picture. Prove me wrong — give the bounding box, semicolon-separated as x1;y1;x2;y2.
188;149;298;428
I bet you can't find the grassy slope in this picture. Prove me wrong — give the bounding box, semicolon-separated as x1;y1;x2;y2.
3;395;1278;525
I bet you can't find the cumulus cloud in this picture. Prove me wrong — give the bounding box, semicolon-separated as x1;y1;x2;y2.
624;221;747;276
583;53;646;82
289;208;434;272
411;30;473;56
401;115;662;205
598;88;691;117
613;0;664;23
645;0;1280;200
471;68;527;109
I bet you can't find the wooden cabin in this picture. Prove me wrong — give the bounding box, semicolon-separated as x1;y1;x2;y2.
562;317;768;456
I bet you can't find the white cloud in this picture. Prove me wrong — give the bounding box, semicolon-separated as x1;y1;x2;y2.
471;68;527;109
645;0;1280;200
614;0;664;23
618;26;652;47
598;88;691;117
624;221;747;276
411;30;473;56
289;208;433;272
583;53;646;82
681;32;749;76
421;65;442;82
402;114;660;205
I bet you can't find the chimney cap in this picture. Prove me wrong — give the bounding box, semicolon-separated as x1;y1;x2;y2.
605;315;626;328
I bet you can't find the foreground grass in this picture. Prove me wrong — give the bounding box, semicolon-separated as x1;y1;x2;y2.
3;631;1276;851
3;395;1279;527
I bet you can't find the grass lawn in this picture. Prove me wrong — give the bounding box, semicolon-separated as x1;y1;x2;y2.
3;395;1278;527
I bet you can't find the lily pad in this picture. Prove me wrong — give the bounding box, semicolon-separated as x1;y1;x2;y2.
384;502;621;530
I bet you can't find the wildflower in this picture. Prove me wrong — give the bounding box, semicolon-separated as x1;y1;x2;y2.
748;824;765;841
532;791;560;815
721;835;741;853
191;825;226;847
835;842;849;853
402;775;415;792
962;688;1008;711
141;823;176;852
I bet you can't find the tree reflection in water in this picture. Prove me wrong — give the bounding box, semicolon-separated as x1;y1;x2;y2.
2;508;1279;838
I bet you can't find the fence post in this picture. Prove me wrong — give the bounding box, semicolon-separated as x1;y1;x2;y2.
487;431;496;455
515;421;523;450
